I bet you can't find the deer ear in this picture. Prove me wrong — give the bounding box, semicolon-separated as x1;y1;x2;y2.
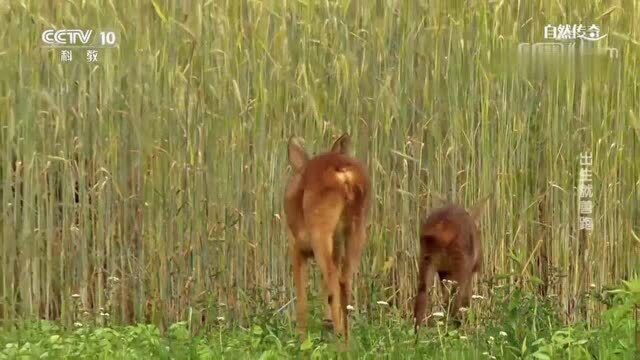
430;191;448;208
288;136;309;172
469;194;491;224
330;133;352;154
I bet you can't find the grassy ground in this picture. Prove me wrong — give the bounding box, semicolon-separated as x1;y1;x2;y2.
1;0;639;358
1;279;639;359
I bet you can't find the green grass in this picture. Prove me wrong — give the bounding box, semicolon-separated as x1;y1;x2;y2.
1;279;639;359
0;0;639;356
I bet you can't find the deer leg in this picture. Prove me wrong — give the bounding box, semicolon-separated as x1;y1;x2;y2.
304;196;345;337
321;286;333;330
438;271;455;316
414;254;435;332
311;237;342;337
339;216;367;343
455;274;472;324
292;247;308;336
448;269;473;326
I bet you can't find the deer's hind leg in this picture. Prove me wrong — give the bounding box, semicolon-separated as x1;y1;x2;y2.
304;192;345;336
289;229;310;336
338;214;367;342
322;229;346;330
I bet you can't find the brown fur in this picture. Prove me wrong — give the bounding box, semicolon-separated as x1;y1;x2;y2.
413;197;489;332
284;134;370;343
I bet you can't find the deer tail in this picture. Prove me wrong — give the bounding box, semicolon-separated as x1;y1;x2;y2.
333;166;365;201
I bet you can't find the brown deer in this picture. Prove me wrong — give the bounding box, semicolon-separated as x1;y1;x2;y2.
413;197;489;333
284;134;370;342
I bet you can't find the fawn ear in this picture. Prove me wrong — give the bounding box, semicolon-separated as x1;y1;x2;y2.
288;136;309;172
430;191;448;208
330;133;352;154
469;194;491;224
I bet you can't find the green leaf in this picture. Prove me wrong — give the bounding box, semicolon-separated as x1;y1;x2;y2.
300;336;313;351
532;352;551;360
622;278;640;293
258;350;279;360
529;276;543;286
48;335;60;344
252;325;263;336
531;338;545;346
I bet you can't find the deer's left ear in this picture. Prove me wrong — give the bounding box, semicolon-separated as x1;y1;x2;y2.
288;136;309;172
330;133;352;154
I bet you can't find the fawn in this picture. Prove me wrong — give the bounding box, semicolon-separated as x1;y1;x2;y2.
413;197;489;333
284;134;370;342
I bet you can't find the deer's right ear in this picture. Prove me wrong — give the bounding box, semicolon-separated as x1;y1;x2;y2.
330;133;352;154
288;136;309;172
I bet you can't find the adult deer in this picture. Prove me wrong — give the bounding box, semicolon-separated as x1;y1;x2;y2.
284;134;370;343
413;197;489;334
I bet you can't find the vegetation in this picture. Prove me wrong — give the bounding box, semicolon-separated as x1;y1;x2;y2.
1;279;639;358
0;0;638;358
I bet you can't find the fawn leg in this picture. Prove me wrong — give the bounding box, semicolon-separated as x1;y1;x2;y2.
339;215;367;343
438;272;455;316
305;192;345;336
321;286;333;329
454;274;472;325
312;237;342;336
448;269;472;326
414;255;435;332
292;248;308;336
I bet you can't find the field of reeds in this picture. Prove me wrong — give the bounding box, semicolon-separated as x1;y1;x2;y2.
0;0;639;358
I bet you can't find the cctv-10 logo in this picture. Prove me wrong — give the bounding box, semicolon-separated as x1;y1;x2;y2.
41;29;117;47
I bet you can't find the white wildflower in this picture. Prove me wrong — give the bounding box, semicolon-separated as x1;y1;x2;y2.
376;300;388;306
107;276;120;282
458;307;468;313
74;322;83;327
216;316;225;321
431;311;445;318
71;294;81;299
471;295;485;300
589;283;596;289
346;304;355;311
499;331;507;337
